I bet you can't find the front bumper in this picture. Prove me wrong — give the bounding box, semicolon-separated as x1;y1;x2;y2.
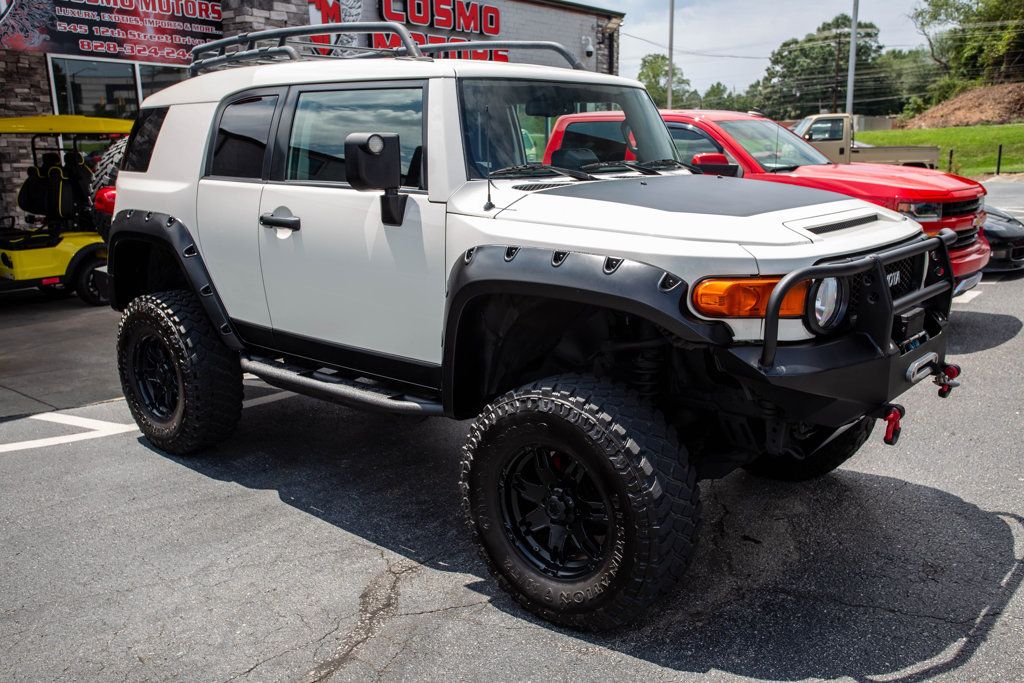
716;230;958;428
985;238;1024;273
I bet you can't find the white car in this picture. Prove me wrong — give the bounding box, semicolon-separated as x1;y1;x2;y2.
104;22;962;630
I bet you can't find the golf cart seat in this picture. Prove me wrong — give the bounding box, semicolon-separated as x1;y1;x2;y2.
16;152;61;217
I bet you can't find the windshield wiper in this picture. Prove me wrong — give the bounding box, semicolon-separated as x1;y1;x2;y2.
580;161;660;176
636;158;702;174
488;163;597;181
769;165;801;173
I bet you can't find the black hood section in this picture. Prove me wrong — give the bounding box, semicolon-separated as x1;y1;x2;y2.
538;174;850;217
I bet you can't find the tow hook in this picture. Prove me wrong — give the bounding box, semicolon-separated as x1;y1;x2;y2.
934;363;962;398
882;405;906;446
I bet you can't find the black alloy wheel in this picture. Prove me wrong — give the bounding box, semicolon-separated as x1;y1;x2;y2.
130;333;182;423
500;445;614;581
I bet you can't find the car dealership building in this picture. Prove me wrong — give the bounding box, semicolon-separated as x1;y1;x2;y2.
0;0;623;211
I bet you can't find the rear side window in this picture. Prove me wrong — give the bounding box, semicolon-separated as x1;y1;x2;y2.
209;95;279;179
122;107;168;173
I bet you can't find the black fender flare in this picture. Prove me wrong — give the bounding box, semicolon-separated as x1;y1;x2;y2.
63;241;107;282
108;209;243;351
442;245;732;414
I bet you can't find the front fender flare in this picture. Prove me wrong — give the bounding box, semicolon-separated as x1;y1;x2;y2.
442;245;732;414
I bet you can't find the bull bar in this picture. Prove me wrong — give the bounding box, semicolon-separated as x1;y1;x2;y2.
760;228;958;368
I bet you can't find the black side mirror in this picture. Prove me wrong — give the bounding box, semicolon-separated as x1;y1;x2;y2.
344;132;407;226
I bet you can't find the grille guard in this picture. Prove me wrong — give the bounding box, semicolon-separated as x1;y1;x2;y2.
760;229;958;368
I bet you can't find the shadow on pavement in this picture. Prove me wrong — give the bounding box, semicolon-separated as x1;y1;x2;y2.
947;311;1022;354
153;402;1023;682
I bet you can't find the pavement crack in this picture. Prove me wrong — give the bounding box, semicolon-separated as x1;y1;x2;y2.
305;552;420;683
397;599;490;617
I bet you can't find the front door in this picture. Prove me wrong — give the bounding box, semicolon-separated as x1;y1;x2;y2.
805;117;846;162
258;83;446;375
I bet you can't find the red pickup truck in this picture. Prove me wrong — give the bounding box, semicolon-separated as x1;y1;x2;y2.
544;110;990;293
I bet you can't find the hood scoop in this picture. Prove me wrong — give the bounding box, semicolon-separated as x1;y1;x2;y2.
806;213;878;235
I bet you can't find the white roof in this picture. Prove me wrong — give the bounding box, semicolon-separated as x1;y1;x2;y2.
144;58;643;107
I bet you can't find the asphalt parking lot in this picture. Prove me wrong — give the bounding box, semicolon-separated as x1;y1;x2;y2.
1;179;1023;682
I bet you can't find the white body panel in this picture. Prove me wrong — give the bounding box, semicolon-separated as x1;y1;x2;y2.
196;180;272;327
114;102;217;230
258;185;447;363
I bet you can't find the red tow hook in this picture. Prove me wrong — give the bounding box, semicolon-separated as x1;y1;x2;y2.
883;405;906;446
934;363;962;399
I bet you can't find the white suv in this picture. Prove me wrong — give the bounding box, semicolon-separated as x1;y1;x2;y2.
105;23;962;630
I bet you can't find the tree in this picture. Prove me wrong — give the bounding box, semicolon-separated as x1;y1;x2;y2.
912;0;1024;88
746;14;898;119
637;54;692;108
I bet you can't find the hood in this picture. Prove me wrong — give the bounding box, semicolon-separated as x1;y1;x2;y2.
772;163;985;204
454;175;886;247
984;205;1024;241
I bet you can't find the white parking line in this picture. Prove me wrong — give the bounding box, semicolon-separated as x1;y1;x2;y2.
1;391;295;455
955;290;984;304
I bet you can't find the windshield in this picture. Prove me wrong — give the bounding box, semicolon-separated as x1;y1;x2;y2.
458;78;677;179
718;119;830;171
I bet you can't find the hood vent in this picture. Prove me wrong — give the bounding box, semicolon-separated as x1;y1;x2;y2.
512;183;572;192
807;214;877;235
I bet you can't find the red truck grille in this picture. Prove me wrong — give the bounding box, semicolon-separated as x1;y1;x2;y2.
942;197;982;218
952;226;979;249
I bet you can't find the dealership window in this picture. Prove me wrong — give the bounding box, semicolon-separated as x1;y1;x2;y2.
49;56;188;120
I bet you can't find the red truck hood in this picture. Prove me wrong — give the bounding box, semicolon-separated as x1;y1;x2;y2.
763;163;985;205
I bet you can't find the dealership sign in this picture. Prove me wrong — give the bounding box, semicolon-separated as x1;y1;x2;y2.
308;0;509;61
0;0;223;65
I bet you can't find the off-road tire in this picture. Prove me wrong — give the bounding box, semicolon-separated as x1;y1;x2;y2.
744;417;875;481
117;289;242;455
89;137;127;242
460;374;701;630
74;257;108;306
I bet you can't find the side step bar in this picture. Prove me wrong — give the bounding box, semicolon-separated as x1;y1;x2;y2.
240;355;444;417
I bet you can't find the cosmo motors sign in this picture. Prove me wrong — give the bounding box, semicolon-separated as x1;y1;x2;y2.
308;0;509;61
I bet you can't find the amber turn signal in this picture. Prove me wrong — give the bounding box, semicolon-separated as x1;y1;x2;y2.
692;277;809;318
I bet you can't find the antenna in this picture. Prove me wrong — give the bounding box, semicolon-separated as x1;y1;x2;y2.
484;177;496;211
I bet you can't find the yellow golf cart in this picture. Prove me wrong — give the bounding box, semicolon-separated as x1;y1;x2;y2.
0;115;132;305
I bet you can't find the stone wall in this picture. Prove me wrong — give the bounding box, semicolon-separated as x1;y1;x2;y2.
0;51;51;220
220;0;307;36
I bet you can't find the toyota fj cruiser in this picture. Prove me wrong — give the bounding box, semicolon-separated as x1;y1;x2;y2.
106;23;963;630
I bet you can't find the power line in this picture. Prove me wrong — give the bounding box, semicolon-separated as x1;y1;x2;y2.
620;32;769;59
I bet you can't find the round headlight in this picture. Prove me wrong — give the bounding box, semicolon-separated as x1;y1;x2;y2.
366;134;385;156
809;277;846;332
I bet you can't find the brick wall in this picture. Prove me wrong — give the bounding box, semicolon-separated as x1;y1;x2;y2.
220;0;308;35
0;51;51;220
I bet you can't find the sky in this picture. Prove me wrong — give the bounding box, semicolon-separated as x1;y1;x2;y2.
609;0;928;93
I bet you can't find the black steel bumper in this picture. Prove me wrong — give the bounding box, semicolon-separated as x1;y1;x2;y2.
717;229;958;427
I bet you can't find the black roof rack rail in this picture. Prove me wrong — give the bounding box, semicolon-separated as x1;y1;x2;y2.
416;41;585;70
189;21;585;74
189;21;424;75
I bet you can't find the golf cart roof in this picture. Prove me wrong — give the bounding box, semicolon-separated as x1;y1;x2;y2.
0;115;133;135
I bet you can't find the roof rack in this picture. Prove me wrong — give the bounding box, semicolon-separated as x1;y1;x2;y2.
189;21;584;74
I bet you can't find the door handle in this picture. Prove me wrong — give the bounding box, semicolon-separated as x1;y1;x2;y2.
260;213;301;231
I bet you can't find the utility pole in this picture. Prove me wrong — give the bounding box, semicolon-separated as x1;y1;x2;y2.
846;0;859;114
667;0;675;108
832;30;841;112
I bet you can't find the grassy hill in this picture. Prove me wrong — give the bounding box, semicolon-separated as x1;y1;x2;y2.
856;124;1024;177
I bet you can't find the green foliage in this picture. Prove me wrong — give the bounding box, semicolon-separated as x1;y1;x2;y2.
637;53;693;108
912;0;1024;88
747;14;897;119
857;123;1024;176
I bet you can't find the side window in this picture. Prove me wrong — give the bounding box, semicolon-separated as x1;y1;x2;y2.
808;119;843;142
669;125;723;160
562;121;628;162
209;95;279;179
286;87;424;188
122;107;169;173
